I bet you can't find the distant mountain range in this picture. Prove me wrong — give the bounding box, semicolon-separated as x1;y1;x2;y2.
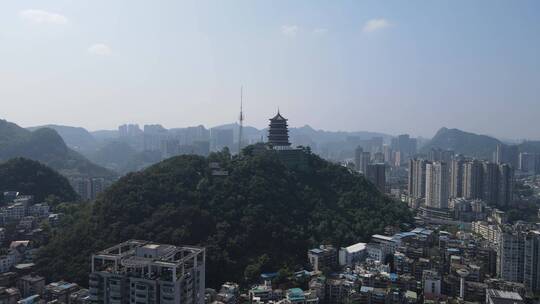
0;119;114;178
28;122;393;169
19;120;540;174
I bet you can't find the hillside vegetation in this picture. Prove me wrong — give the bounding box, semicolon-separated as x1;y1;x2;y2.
27;124;98;153
0;119;114;178
421;127;502;159
36;148;413;287
0;158;78;202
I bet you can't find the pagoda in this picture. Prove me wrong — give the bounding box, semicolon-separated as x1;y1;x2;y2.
268;111;291;148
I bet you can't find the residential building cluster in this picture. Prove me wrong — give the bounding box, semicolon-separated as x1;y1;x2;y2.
0;190;70;304
353;147;387;193
407;154;514;212
2;239;205;304
1;194;52;232
1;195;44;224
350;134;423;200
0;272;89;304
69;178;107;201
118;123;238;158
472;220;540;294
226;223;530;304
3;221;538;304
518;152;540;175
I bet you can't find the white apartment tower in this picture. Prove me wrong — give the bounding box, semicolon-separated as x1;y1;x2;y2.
355;146;371;174
408;159;428;199
425;162;449;209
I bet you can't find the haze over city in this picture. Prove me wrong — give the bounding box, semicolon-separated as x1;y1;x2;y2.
5;1;540;304
1;0;540;140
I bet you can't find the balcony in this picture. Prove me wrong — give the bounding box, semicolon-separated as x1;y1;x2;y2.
110;290;122;298
135;292;148;299
110;285;121;292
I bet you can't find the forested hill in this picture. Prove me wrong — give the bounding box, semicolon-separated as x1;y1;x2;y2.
36;147;413;287
27;124;98;153
421;127;540;160
0;158;78;202
0;119;114;178
421;127;502;159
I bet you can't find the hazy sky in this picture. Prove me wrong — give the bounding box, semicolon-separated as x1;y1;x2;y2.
1;1;539;139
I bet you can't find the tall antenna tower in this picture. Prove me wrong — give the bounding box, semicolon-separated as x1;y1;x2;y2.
238;86;244;153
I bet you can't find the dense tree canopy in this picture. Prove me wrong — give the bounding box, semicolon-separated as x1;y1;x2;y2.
0;158;78;202
36;148;413;288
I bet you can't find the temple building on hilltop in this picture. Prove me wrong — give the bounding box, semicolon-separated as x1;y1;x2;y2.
268;111;291;149
264;110;308;169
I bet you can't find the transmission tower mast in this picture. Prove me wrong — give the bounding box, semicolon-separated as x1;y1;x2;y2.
238;86;244;153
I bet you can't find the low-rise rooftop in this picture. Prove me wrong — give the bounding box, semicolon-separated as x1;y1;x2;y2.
486;289;524;304
344;242;366;253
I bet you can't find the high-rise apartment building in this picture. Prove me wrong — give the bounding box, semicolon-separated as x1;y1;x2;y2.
450;157;464;198
370;137;384;154
497;225;540;294
498;164;514;208
72;178;91;201
210;128;234;152
463;160;484;200
70;178;107;201
498;226;525;283
461;160;513;207
425;162;449;209
372;152;385;164
409;138;418;159
91;178;105;200
392;134;416;163
428;148;454;164
408;159;428;199
142;125;167;152
354;147;370;174
495;144;506;165
524;231;540;293
483;162;499;205
89;240;205;304
398;134;411;157
383;145;393;166
495;144;519;169
366;163;386;193
119;124;143;137
519;152;540;174
393;151;401;168
412;156;514;209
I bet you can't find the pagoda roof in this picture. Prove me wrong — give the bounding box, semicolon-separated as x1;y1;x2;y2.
270;111;287;121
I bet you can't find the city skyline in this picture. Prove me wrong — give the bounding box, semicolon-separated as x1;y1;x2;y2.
16;118;534;142
1;1;540;140
3;2;540;302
